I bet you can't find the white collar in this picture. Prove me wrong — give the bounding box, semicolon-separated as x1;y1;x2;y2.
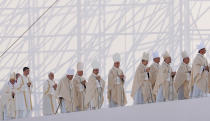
182;62;188;66
141;63;146;67
154;62;159;66
48;79;54;82
75;74;82;78
23;75;29;78
113;66;120;71
92;73;98;77
198;53;204;57
163;61;169;66
8;81;16;87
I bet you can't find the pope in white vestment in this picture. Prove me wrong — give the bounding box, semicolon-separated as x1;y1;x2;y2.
1;72;17;120
0;95;3;120
43;72;57;115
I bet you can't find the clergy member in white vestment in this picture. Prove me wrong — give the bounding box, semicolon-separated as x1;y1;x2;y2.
73;62;87;111
149;51;160;89
153;51;176;102
43;72;57;115
0;96;3;120
131;52;153;104
85;60;105;110
149;51;160;101
108;53;127;107
16;67;33;118
2;72;17;120
56;68;76;113
173;51;191;100
190;42;209;98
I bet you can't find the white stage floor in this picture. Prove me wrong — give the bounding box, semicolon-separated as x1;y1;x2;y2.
10;97;210;121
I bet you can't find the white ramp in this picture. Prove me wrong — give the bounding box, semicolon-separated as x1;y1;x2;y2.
12;97;210;121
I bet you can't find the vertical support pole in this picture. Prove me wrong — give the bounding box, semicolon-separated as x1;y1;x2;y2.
77;0;82;62
183;0;190;54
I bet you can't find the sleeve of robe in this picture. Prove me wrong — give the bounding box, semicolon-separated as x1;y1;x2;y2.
43;81;51;96
174;64;188;93
0;96;3;120
56;79;62;98
107;70;114;101
73;77;83;109
189;56;205;93
153;63;170;99
192;57;203;83
73;78;80;94
85;75;105;108
16;77;25;93
131;64;145;98
208;64;210;93
84;76;96;107
2;85;16;118
149;64;158;87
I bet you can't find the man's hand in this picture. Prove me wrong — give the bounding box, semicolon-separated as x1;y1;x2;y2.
27;82;31;87
119;75;124;80
146;67;150;73
59;97;63;101
53;83;57;90
171;72;176;77
96;76;101;81
205;66;209;72
12;92;15;98
81;80;86;85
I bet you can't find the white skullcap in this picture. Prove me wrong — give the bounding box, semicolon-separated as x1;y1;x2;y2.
142;52;149;61
181;51;189;59
197;41;205;51
77;62;84;71
91;60;100;69
162;51;171;59
10;72;16;80
112;53;121;62
152;51;160;59
66;68;74;75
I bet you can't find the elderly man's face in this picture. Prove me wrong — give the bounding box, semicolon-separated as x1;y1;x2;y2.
10;79;16;85
199;48;206;55
67;75;73;80
93;69;99;75
164;57;171;64
114;62;120;68
77;71;83;76
142;60;148;66
49;73;54;80
183;57;190;64
153;57;160;64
